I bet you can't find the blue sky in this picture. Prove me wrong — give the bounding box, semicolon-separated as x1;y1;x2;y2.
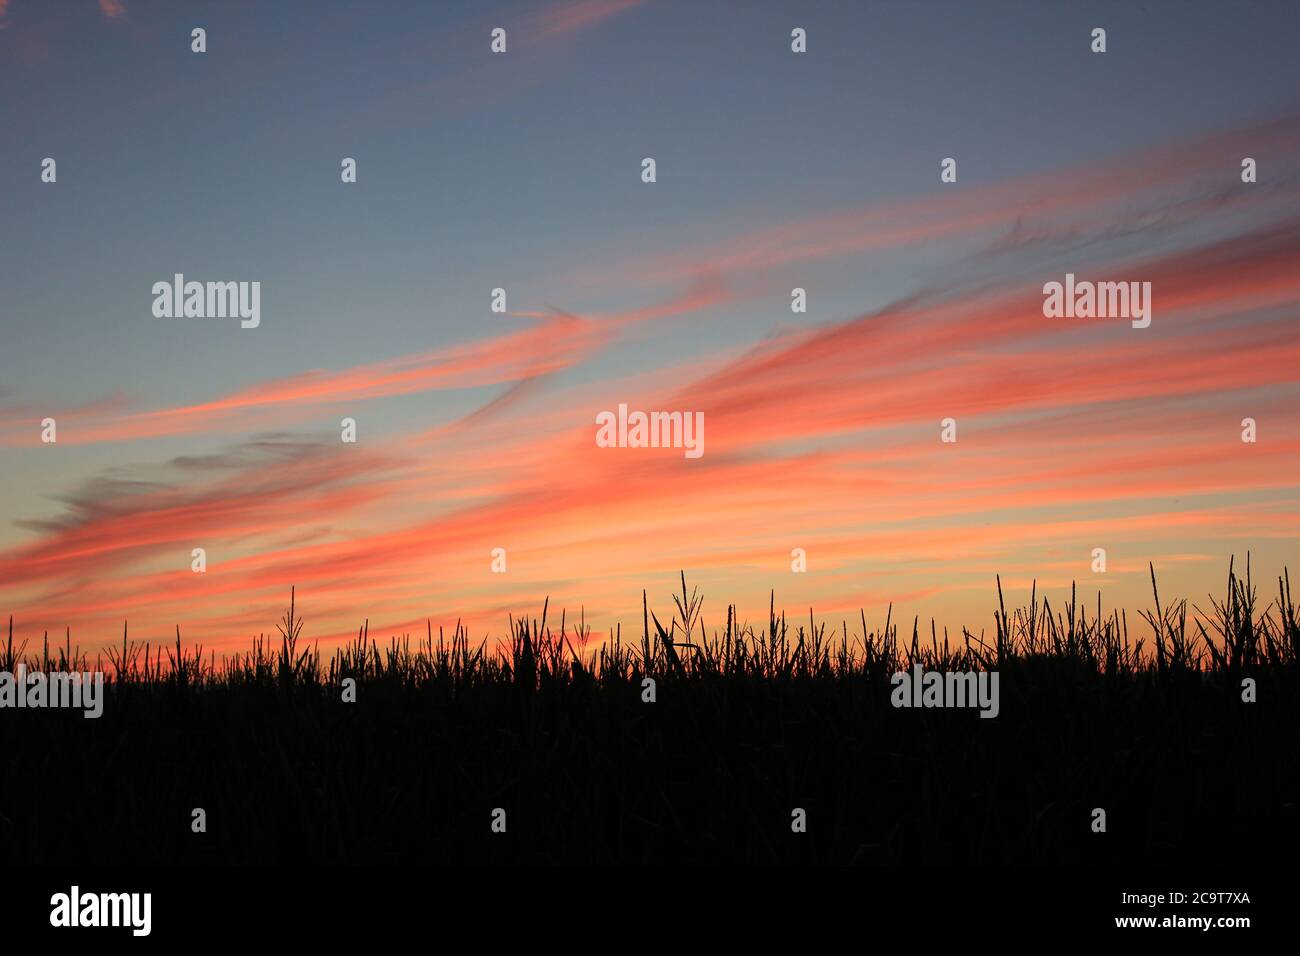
2;0;1299;648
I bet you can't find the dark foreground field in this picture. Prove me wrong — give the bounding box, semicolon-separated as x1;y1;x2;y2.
2;560;1297;866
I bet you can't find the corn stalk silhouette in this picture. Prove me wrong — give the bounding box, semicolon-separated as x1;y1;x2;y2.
644;571;702;672
2;556;1295;686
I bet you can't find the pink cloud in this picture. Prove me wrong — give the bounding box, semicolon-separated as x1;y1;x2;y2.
530;0;647;41
7;216;1297;650
0;280;727;448
4;111;1300;653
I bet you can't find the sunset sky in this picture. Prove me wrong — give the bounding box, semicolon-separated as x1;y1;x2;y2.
2;0;1299;654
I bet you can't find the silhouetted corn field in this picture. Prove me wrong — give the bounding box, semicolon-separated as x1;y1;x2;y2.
2;557;1296;865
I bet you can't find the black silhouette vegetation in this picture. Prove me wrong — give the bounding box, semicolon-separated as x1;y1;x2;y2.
1;557;1296;866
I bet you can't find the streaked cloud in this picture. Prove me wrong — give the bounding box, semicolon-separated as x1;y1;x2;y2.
2;2;1297;655
529;0;648;42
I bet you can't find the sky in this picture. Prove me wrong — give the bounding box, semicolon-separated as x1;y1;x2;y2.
1;0;1299;654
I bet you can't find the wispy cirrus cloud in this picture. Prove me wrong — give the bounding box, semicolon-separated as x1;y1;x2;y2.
0;0;127;32
6;211;1299;647
346;0;651;131
0;278;727;448
529;0;648;42
573;113;1300;299
4;108;1300;651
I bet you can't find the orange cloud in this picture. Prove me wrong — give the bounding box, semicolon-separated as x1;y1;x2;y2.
0;280;726;448
4;117;1300;653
